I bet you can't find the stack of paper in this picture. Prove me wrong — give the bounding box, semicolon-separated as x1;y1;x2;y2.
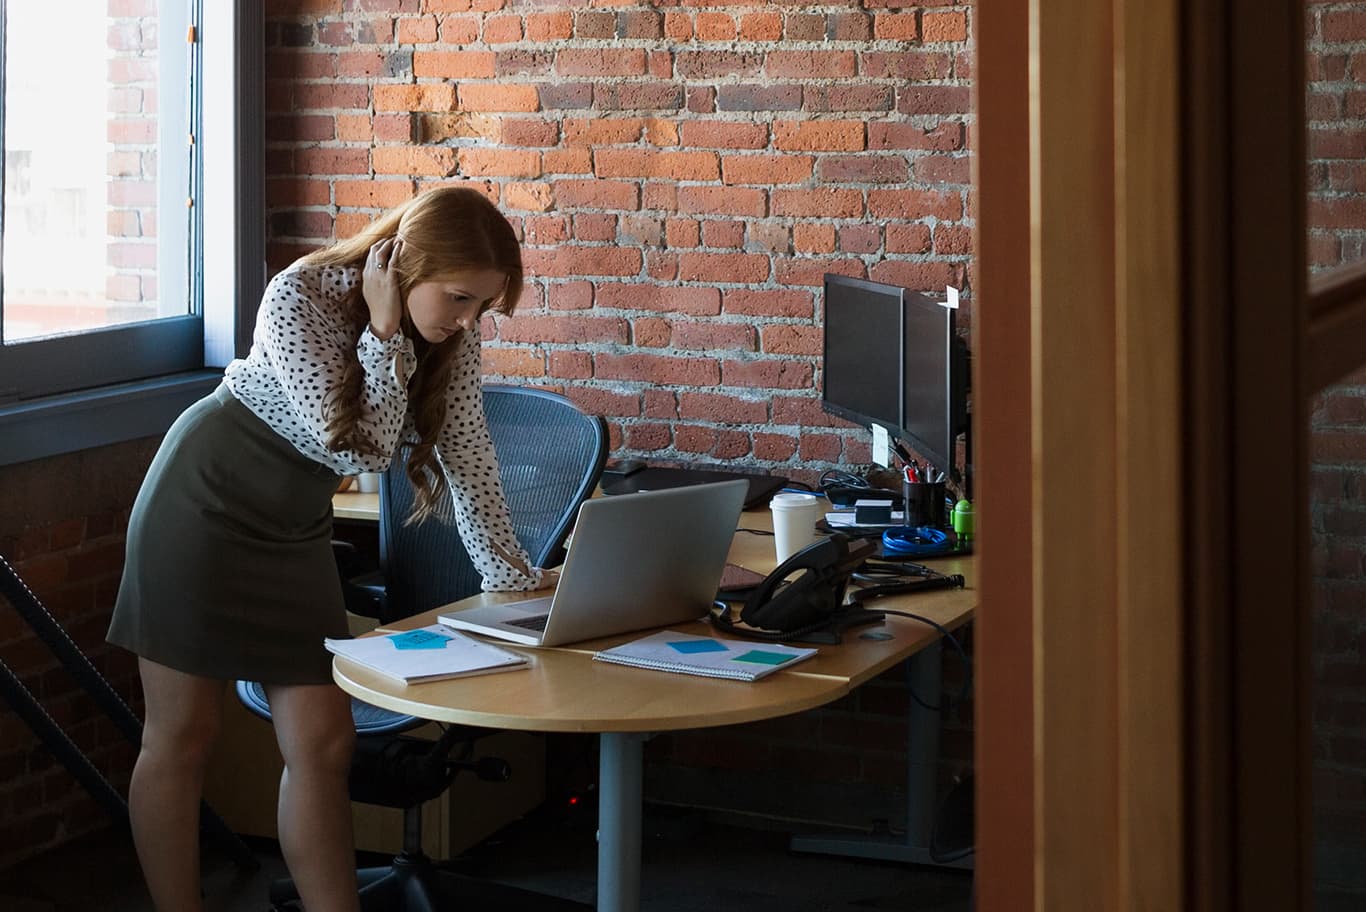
325;625;528;685
592;630;816;682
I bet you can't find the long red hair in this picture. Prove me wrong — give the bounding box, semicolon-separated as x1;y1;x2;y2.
302;186;524;521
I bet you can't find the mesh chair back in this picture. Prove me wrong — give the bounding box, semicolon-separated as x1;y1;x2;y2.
377;385;607;621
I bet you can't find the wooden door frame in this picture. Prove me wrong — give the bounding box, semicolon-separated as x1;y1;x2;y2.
976;0;1311;908
1185;2;1309;909
973;0;1035;906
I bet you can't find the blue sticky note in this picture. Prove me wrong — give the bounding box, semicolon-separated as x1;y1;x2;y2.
733;650;795;666
388;629;452;650
667;638;729;655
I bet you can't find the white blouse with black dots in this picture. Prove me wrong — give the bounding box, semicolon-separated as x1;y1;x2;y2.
223;259;541;592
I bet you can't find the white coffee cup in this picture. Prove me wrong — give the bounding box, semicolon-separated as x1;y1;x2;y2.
770;492;825;563
356;472;382;493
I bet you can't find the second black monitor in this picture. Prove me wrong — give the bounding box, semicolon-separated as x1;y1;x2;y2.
821;274;965;475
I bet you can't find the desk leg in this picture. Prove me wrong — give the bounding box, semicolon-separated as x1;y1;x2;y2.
789;643;973;869
597;731;647;912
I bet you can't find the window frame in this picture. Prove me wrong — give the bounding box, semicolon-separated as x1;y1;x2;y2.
0;0;262;466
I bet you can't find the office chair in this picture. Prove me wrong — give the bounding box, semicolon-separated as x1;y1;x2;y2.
237;385;607;911
374;385;606;624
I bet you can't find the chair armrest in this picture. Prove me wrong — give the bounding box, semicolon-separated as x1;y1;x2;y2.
333;540;387;620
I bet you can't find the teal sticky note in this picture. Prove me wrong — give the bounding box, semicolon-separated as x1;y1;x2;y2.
733;649;795;666
388;629;452;650
667;638;729;654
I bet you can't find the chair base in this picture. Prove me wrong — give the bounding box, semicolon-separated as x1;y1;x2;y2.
267;850;593;912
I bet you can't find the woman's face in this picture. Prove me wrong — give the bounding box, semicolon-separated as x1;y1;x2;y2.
404;268;507;344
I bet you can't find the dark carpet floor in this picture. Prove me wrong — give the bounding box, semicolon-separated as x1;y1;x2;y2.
0;804;973;912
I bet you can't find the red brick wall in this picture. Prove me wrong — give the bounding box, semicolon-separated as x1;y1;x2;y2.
260;0;975;828
262;0;975;487
1305;4;1366;905
0;441;155;870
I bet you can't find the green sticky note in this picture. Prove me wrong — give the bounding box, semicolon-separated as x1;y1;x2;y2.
733;650;794;666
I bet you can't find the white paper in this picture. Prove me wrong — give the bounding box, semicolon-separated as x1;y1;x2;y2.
944;285;960;309
871;423;890;467
593;630;816;682
326;624;529;685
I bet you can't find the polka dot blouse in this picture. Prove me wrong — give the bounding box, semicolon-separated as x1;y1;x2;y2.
223;259;540;592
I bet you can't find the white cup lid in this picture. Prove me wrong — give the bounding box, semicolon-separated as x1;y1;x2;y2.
770;492;818;509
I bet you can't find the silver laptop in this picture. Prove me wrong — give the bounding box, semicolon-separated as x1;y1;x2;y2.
438;480;748;647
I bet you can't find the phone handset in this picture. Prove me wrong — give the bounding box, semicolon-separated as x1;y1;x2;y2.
737;534;876;635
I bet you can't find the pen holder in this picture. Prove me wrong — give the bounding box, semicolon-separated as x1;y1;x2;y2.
902;480;947;530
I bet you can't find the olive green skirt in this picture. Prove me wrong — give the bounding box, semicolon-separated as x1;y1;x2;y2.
108;383;348;685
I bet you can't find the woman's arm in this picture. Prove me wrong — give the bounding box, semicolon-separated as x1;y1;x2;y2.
433;329;543;592
255;266;416;471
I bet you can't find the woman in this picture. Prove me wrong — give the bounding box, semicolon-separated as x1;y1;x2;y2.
108;186;550;911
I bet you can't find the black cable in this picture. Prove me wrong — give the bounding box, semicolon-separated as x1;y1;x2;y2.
817;469;877;502
709;600;884;645
849;574;966;600
818;469;870;489
814;520;887;540
851;560;939;584
846;568;972;712
877;608;972;712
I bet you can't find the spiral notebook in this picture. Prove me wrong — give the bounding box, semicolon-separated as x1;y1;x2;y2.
325;624;528;685
592;630;816;682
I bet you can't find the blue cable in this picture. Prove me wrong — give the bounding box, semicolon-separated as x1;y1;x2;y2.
881;525;950;557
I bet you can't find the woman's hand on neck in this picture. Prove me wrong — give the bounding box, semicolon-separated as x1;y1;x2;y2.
362;237;404;340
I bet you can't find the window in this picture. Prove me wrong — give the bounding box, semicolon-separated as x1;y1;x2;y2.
0;2;262;464
0;0;200;398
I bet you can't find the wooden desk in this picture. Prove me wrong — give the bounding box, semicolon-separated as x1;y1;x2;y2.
332;512;975;912
333;490;378;521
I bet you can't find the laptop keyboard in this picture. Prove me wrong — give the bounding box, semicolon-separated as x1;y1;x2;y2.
505;614;550;632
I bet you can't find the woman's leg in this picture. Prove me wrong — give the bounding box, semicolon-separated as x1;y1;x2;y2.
129;657;226;912
265;682;361;912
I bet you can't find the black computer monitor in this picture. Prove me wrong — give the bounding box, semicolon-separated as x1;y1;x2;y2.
898;288;965;476
821;275;904;432
821;274;967;477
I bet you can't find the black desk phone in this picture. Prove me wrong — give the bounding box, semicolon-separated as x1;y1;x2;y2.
711;534;882;644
